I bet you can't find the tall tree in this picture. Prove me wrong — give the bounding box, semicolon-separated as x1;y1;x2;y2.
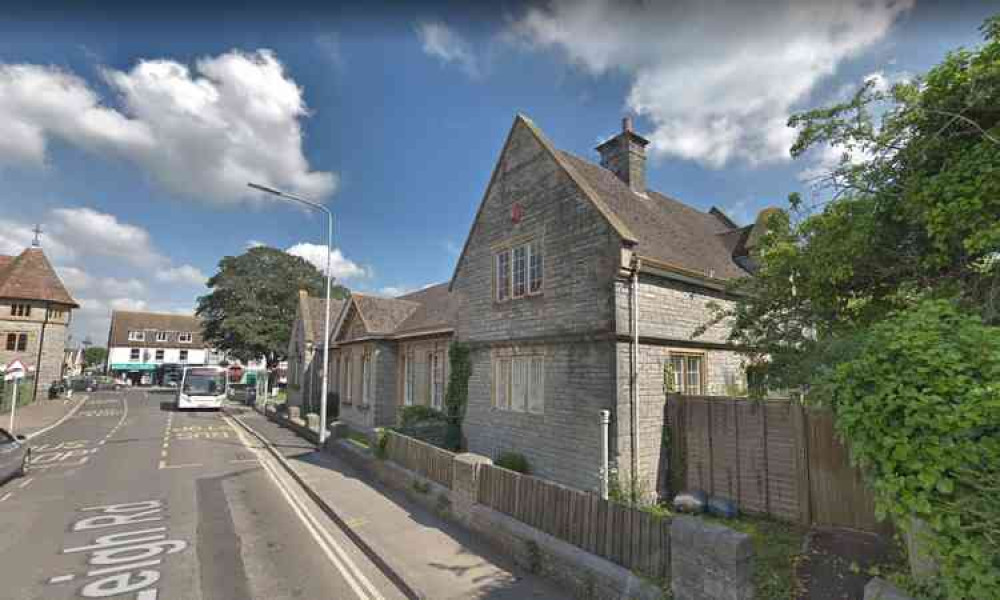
196;246;349;368
82;346;107;369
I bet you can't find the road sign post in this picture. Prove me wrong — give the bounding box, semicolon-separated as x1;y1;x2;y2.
4;359;27;433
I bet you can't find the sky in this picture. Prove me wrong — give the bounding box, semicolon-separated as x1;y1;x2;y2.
0;0;995;344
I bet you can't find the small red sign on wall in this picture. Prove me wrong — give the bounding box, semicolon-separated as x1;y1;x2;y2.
511;202;523;224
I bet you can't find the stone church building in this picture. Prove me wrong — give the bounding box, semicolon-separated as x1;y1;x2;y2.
0;242;78;402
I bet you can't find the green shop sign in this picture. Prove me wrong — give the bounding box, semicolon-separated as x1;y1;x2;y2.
110;363;158;371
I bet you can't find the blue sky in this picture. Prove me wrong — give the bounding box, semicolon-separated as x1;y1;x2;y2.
0;0;995;343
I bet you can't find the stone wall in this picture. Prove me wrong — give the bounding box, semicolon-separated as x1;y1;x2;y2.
451;118;623;493
670;516;753;600
0;299;70;402
614;275;738;345
463;339;616;493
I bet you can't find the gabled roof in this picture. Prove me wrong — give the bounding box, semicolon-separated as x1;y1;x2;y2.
557;151;749;280
299;294;346;345
108;311;206;348
0;247;78;307
449;114;753;290
351;294;420;335
393;283;457;336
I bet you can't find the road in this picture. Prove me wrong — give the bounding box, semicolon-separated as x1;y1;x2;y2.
0;390;408;600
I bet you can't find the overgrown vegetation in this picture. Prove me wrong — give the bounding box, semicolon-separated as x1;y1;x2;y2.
399;405;446;428
374;428;389;459
701;16;1000;599
345;430;370;450
705;514;804;600
442;342;471;451
496;451;531;474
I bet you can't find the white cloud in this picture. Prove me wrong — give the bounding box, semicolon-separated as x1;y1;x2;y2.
48;207;164;267
285;242;372;281
416;21;480;78
0;207;208;343
0;49;335;204
155;264;208;286
509;0;912;168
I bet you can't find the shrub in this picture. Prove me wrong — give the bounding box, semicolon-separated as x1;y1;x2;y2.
825;300;1000;599
400;405;446;428
443;342;471;451
496;451;531;474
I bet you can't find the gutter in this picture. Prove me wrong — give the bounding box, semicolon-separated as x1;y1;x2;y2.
630;256;641;496
636;255;743;295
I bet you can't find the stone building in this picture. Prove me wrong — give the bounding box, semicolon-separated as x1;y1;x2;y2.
0;243;78;401
306;115;770;497
286;290;346;414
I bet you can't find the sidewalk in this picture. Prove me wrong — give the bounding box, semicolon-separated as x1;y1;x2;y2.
5;394;86;437
234;408;572;600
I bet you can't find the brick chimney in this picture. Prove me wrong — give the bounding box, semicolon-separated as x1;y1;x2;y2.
596;116;650;195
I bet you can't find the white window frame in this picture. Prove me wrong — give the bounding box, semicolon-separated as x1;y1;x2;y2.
669;353;704;396
156;331;169;342
528;239;543;295
178;332;193;344
128;330;145;342
179;349;188;363
430;352;444;409
495;250;511;302
130;348;141;361
154;349;164;362
512;245;527;298
361;352;371;406
403;350;415;406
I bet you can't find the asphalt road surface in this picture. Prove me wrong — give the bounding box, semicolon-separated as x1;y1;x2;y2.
0;390;408;600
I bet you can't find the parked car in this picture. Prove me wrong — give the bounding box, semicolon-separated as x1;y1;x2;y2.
48;380;66;399
0;428;29;484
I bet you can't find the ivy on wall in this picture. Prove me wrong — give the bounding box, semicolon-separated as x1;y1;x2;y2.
443;342;471;451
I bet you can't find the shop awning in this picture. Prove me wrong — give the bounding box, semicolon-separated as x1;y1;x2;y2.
110;363;158;371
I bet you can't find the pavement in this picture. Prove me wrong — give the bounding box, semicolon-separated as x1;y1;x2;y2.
4;394;87;438
0;389;413;600
231;407;572;600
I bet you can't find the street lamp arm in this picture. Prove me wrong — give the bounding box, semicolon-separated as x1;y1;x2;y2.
247;183;332;217
247;181;335;448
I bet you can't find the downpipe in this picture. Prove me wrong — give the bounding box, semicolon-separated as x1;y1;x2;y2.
630;256;641;498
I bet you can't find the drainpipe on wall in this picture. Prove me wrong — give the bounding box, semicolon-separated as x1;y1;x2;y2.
599;409;610;500
630;256;641;496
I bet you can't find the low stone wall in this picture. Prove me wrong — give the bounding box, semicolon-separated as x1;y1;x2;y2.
671;516;753;600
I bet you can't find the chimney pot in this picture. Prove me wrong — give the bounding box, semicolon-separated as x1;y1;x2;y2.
596;117;649;195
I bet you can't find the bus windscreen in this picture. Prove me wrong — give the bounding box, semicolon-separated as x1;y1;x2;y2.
182;369;226;396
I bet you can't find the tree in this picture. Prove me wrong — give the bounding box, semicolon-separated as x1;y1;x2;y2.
710;15;1000;390
82;347;107;369
705;17;1000;598
196;246;349;369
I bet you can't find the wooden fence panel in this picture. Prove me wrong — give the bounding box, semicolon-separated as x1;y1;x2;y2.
670;395;884;533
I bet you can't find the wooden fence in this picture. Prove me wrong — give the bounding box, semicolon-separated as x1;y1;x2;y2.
478;464;671;580
668;395;887;533
383;430;455;488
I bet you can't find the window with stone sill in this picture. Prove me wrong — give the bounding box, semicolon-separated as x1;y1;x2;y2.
669;353;704;395
492;353;544;414
494;239;543;302
5;333;27;352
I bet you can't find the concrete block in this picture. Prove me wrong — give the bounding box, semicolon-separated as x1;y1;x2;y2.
864;578;914;600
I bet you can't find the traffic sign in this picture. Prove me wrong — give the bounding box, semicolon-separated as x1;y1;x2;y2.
3;359;26;381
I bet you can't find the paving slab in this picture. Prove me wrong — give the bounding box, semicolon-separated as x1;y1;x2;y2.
236;409;572;600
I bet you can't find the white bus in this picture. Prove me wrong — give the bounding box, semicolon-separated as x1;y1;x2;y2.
177;366;228;410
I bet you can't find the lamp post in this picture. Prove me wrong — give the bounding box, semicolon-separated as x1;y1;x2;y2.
248;182;334;447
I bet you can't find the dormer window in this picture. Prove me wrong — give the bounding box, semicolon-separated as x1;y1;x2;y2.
156;331;169;342
128;330;145;342
10;303;31;317
178;332;192;343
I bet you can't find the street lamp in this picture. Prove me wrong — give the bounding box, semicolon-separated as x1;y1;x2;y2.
248;182;334;448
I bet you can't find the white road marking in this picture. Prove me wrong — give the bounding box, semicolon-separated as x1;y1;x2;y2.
0;492;12;503
223;414;383;600
18;477;33;489
48;574;75;583
24;395;89;441
157;462;202;470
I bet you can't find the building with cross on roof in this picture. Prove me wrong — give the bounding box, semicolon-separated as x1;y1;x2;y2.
0;228;79;402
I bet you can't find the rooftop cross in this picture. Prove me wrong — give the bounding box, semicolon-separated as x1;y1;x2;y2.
31;224;43;247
